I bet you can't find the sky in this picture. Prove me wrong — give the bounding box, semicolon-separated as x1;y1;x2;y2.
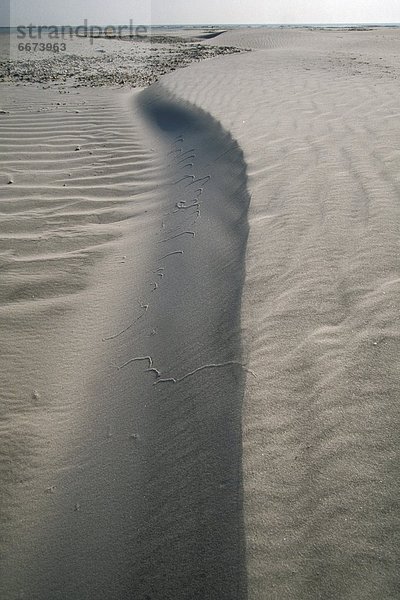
4;0;400;27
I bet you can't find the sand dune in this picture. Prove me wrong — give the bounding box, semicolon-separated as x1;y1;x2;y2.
204;27;317;49
1;83;250;598
0;86;166;598
160;27;400;600
1;26;400;600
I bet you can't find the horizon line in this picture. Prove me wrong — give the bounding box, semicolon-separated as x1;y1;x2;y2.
0;18;400;29
3;21;400;28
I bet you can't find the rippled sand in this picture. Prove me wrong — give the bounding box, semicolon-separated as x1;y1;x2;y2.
1;26;400;600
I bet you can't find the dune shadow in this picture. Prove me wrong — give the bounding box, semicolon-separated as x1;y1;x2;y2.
130;85;251;599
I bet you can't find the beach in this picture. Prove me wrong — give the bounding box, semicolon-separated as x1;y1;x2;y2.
1;26;400;599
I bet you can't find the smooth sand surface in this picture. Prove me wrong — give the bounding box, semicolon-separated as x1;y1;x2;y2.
1;26;400;600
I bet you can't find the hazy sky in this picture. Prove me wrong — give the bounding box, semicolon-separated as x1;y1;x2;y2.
6;0;400;26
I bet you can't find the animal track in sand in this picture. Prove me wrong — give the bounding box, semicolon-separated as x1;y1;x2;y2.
159;231;195;243
160;250;184;260
174;200;199;212
102;303;149;341
172;175;195;185
186;175;211;187
117;355;153;371
167;148;182;157
117;355;256;385
154;362;257;385
146;366;162;378
176;152;196;164
114;143;220;388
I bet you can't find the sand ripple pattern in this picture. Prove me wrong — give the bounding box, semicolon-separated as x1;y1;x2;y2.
162;27;400;600
0;83;251;599
0;85;163;600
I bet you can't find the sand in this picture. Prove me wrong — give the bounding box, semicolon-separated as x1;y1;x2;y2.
1;31;243;86
1;26;400;600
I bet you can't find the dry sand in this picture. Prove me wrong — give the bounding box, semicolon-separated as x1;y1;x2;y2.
1;26;400;600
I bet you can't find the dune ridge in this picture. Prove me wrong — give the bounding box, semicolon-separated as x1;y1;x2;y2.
120;84;251;599
2;25;400;600
0;82;251;599
158;27;400;600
